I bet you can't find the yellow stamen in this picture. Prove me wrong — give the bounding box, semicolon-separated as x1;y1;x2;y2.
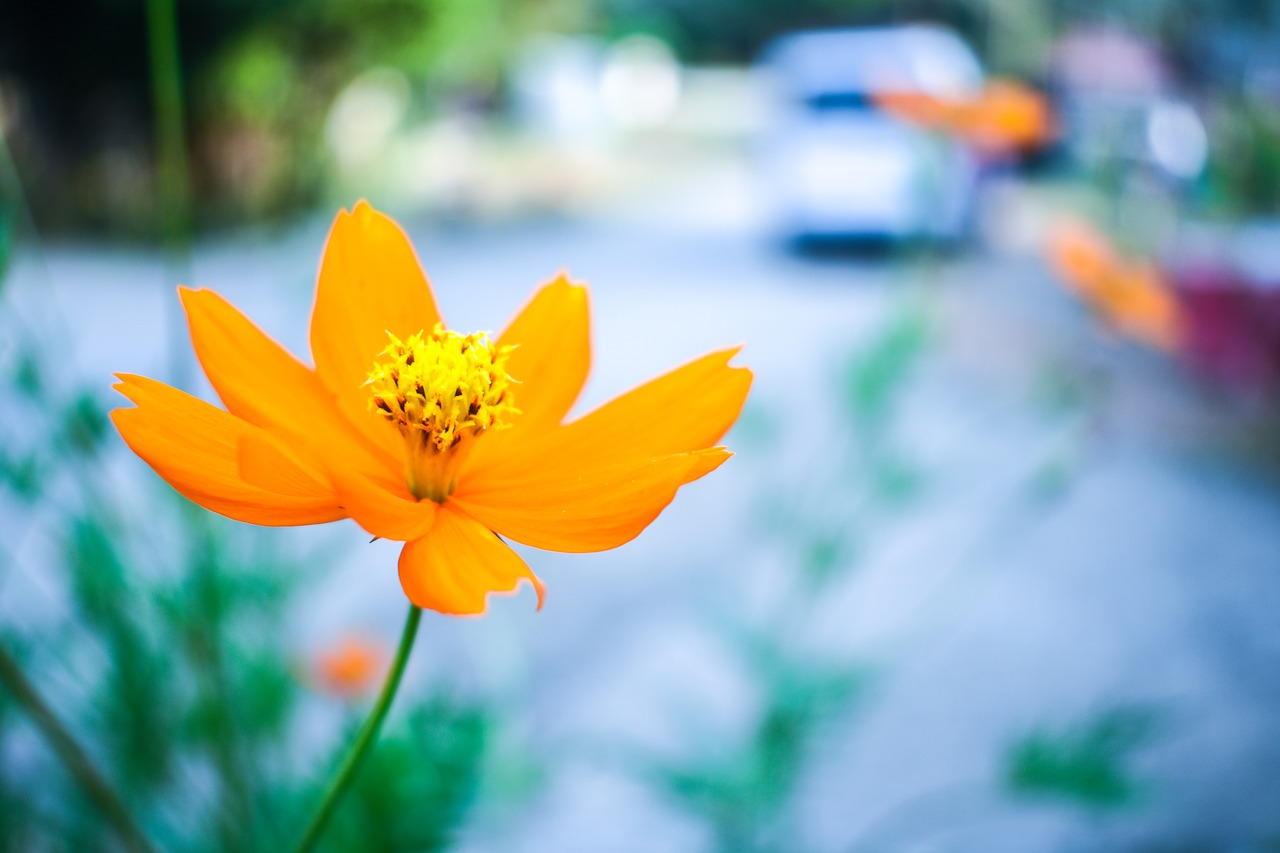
366;325;518;502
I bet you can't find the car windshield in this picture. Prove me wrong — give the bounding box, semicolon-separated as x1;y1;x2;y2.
805;91;873;111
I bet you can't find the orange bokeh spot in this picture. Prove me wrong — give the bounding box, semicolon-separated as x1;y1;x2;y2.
314;636;386;698
1046;220;1182;351
876;78;1056;155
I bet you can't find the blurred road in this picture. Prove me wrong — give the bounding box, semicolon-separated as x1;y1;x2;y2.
7;189;1280;850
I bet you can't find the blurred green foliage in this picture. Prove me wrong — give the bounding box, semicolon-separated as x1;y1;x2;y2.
315;700;490;852
842;310;927;429
5;0;1280;230
4;0;597;230
1005;705;1160;809
841;309;927;508
654;651;872;853
1202;99;1280;219
746;306;929;588
638;310;926;850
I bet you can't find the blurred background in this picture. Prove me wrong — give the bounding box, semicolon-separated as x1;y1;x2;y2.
3;0;1280;850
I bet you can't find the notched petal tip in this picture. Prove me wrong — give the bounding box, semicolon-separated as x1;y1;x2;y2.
106;406;129;433
547;269;588;291
718;342;750;365
396;508;544;616
176;285;220;310
110;375;344;526
111;372;160;405
342;199;397;235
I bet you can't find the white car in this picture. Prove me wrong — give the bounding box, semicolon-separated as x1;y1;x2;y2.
758;25;984;245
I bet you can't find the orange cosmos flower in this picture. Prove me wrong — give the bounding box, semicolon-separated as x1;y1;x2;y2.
876;79;1056;155
1093;262;1182;352
314;636;385;697
1046;220;1182;351
1047;220;1120;294
111;201;752;615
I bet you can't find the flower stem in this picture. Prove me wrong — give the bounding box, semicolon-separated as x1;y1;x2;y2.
0;643;156;853
292;604;423;853
144;0;194;389
145;0;191;256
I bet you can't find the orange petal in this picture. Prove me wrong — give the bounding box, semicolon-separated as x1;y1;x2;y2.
451;447;731;552
397;504;545;615
111;374;342;526
309;201;442;459
237;432;334;499
180;287;400;484
464;347;751;479
497;274;591;429
1047;221;1117;297
574;346;751;456
329;464;437;542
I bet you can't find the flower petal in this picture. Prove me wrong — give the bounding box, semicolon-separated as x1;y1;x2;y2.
397;505;545;615
497;274;591;429
237;432;334;499
463;346;751;480
328;465;437;543
450;447;731;552
561;347;750;457
452;347;747;552
180;286;400;485
309;201;442;458
111;374;342;526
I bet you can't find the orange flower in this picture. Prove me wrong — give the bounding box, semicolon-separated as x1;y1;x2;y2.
876;79;1056;155
314;636;385;697
1047;220;1119;295
1095;262;1182;352
1046;220;1182;351
112;201;752;615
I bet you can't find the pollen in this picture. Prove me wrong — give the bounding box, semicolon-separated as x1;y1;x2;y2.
366;326;518;502
367;325;518;450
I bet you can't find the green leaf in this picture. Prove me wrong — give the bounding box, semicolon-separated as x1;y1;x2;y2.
1005;706;1160;809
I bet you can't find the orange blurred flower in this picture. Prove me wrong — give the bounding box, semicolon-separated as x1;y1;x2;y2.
1046;220;1119;292
112;201;752;615
314;636;385;697
876;79;1056;155
1046;220;1182;351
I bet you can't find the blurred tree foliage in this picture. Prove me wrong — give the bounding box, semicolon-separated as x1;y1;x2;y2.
1201;99;1280;218
4;0;1279;231
0;0;593;232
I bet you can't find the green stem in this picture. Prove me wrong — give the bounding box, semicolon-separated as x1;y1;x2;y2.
145;0;191;254
292;605;423;853
0;643;156;853
144;0;193;388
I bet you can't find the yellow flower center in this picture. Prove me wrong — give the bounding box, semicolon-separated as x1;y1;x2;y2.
366;325;517;502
